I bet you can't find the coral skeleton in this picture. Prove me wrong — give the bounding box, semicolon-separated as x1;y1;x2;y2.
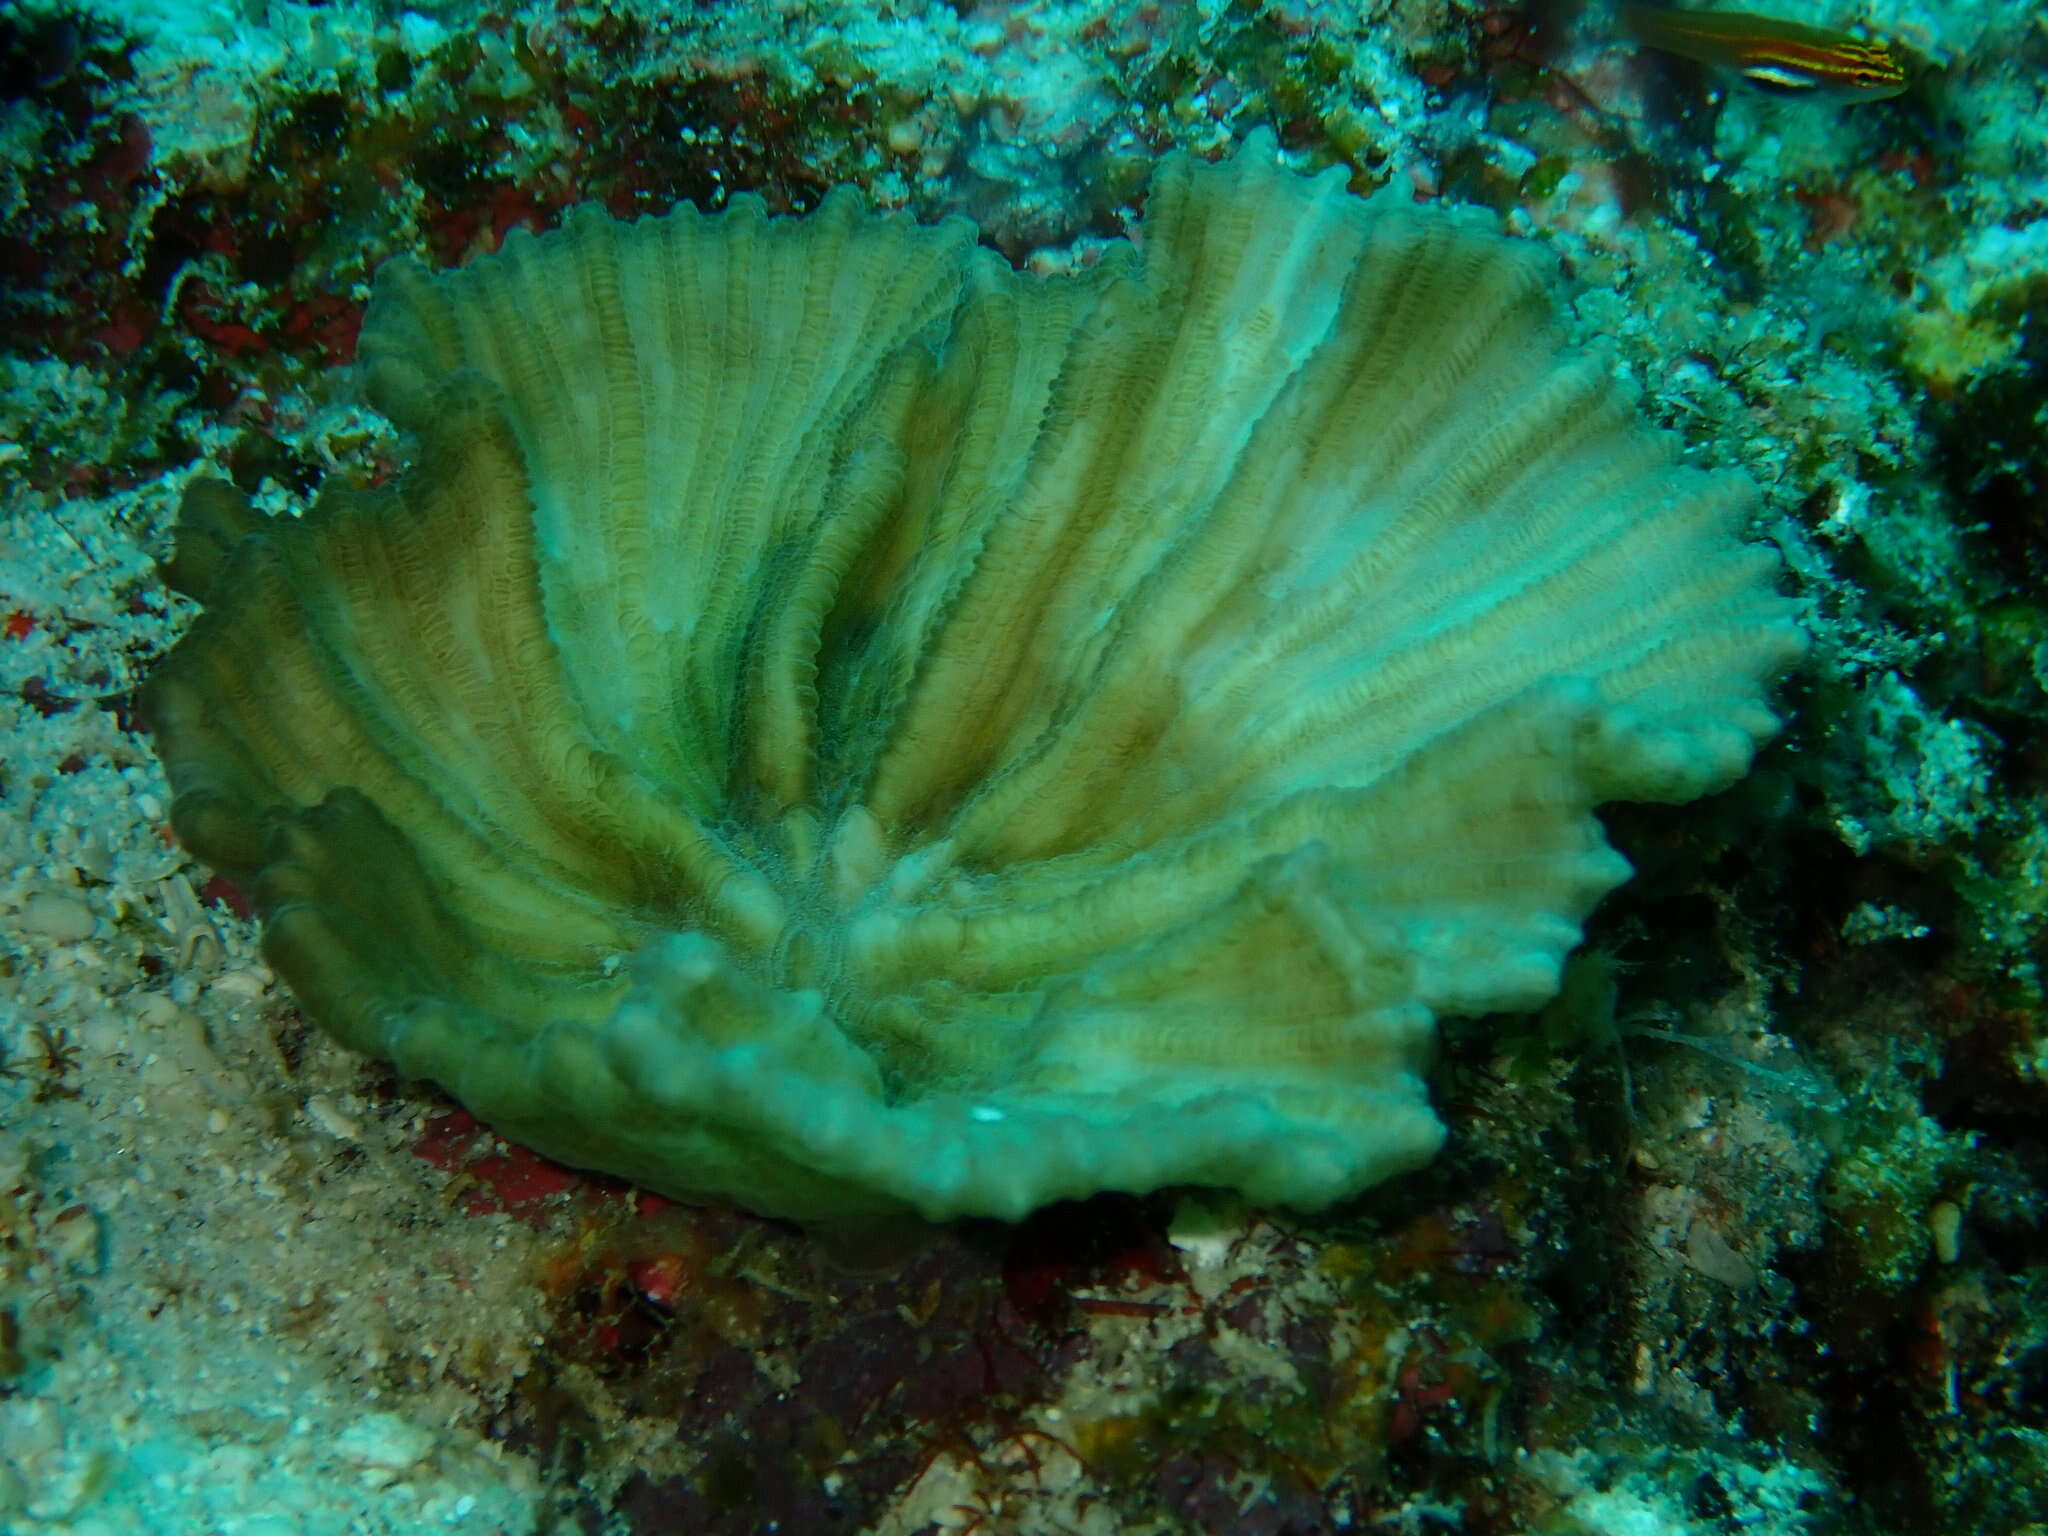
142;130;1804;1220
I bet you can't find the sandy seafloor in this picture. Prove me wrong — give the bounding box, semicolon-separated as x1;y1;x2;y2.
2;0;2047;1532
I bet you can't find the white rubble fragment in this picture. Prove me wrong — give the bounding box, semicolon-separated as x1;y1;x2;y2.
334;1411;437;1475
13;890;97;943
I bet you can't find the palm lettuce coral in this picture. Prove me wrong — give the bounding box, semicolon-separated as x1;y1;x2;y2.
143;130;1803;1220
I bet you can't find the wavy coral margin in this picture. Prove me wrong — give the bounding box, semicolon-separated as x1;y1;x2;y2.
143;129;1804;1221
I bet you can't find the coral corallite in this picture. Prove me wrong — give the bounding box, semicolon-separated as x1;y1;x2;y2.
141;130;1805;1221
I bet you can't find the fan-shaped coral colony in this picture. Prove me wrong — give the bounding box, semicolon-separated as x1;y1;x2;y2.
141;130;1803;1221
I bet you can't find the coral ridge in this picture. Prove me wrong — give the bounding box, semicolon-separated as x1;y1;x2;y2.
143;130;1802;1220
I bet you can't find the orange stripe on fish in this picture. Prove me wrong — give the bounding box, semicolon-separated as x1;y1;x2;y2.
1620;3;1909;100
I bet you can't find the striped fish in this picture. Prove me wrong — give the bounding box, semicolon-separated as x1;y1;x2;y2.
1620;3;1909;100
